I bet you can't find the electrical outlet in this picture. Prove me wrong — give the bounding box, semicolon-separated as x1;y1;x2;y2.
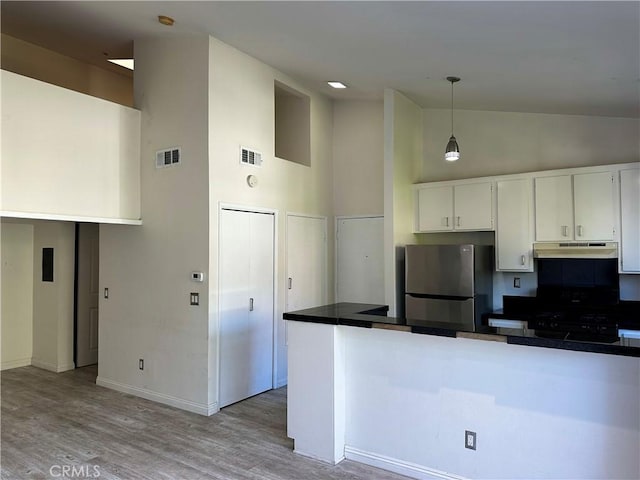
190;292;199;306
139;359;144;371
513;277;521;288
465;430;476;450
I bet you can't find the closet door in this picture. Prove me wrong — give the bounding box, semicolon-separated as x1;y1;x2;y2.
219;209;274;408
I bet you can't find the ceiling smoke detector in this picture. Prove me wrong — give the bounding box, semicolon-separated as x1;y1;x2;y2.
158;15;175;26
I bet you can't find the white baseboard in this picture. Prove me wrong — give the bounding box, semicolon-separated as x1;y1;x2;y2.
96;376;217;416
1;357;32;371
275;378;288;389
293;448;345;465
344;446;468;480
31;359;75;373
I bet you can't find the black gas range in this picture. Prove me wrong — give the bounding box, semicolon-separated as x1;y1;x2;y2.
503;257;639;343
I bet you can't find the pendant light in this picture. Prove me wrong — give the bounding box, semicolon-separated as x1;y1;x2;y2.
444;76;461;162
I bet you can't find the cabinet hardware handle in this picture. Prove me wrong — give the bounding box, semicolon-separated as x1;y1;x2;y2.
456;216;461;227
288;277;292;290
577;225;584;237
521;255;526;266
562;225;568;237
445;217;449;227
249;298;254;311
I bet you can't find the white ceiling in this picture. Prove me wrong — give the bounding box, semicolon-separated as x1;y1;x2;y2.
2;1;639;118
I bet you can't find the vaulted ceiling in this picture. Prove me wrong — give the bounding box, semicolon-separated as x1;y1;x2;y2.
2;1;639;118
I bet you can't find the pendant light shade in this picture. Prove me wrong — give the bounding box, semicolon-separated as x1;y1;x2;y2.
445;135;460;162
444;76;461;162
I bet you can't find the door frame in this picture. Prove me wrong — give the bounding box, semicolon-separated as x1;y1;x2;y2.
217;203;279;396
73;222;100;368
334;215;383;303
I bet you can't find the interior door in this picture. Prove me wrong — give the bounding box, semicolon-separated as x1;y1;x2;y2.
336;216;384;304
76;223;99;367
219;209;274;408
286;215;327;312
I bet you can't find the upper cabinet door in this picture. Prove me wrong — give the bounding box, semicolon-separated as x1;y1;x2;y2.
573;172;615;241
454;182;493;231
534;175;573;241
496;178;534;272
620;168;640;273
416;185;454;232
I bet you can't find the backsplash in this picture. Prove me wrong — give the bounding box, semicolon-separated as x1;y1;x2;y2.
493;272;537;309
620;275;640;301
492;272;640;309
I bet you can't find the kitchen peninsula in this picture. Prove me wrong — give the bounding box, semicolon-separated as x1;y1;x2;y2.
284;303;640;480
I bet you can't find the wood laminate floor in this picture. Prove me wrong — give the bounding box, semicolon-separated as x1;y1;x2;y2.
1;366;408;480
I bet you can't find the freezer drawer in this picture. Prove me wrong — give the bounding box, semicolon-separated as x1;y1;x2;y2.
405;295;475;330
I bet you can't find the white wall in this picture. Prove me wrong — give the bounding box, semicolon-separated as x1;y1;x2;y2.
333;101;384;217
31;220;75;372
1;33;133;107
1;220;34;370
384;90;422;316
98;35;211;414
345;327;640;480
421;108;640;182
1;70;141;222
207;36;335;404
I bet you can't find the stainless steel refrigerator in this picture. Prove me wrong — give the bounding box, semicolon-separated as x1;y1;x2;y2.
405;244;493;330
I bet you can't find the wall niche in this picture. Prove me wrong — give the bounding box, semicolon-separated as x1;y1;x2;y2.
274;80;310;166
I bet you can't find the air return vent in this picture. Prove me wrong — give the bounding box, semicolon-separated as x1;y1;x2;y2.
156;147;181;168
240;146;262;167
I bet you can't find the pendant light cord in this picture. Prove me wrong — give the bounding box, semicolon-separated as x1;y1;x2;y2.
450;80;454;136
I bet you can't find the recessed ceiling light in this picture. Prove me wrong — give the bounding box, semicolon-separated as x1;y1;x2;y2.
327;81;348;89
108;59;134;70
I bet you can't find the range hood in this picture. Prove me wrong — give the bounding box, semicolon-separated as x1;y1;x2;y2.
533;242;618;259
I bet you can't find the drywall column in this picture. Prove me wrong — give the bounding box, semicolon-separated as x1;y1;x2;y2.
332;100;384;217
1;221;34;370
31;220;75;372
383;89;422;317
98;35;211;414
287;321;346;464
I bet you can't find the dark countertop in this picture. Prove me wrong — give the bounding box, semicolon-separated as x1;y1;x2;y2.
283;302;640;358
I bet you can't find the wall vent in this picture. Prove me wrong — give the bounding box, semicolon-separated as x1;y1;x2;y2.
156;147;181;168
240;146;262;167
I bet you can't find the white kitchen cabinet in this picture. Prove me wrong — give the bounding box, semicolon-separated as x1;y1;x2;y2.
416;182;493;232
620;168;640;273
534;175;573;240
573;172;615;240
417;185;453;231
534;171;615;241
496;178;534;271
